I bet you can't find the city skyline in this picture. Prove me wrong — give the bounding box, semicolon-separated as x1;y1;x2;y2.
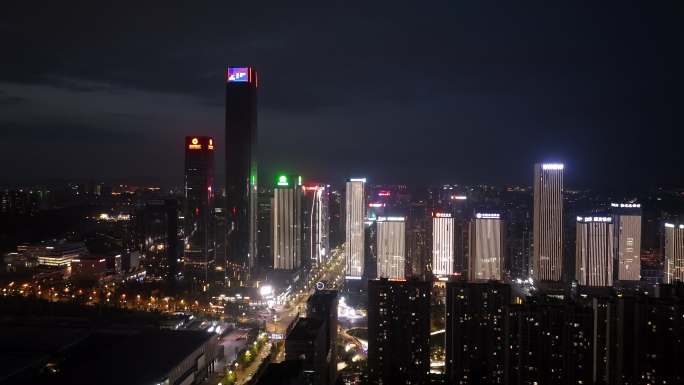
2;3;684;385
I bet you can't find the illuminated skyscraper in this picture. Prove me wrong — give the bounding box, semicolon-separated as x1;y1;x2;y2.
610;203;642;282
532;163;564;282
225;66;258;281
432;212;456;277
303;184;329;266
345;178;365;279
377;216;406;279
183;136;215;280
575;216;614;287
272;175;302;271
664;222;684;283
468;213;504;282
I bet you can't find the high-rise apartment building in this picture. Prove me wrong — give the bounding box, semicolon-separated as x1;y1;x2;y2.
183;136;215;280
445;281;510;384
272;175;302;271
225;66;258;281
432;212;456;277
303;184;329;266
345;178;365;279
610;203;642;282
664;222;684;283
368;278;430;385
376;216;406;279
575;216;614;287
468;213;504;282
532;163;564;282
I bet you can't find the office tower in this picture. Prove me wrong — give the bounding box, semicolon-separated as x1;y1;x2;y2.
272;175;302;271
376;216;406;279
610;203;642;282
575;216;614;287
445;282;510;384
306;290;338;385
532;163;564;282
364;217;378;280
225;66;258;281
432;212;456;277
183;136;215;281
368;278;430;385
345;178;365;279
303;184;330;266
133;199;180;282
664;222;684;283
468;213;504;282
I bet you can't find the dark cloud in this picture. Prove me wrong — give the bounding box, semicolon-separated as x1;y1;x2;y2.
0;0;682;189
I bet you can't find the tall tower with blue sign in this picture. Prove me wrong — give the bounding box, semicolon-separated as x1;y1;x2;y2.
225;67;258;283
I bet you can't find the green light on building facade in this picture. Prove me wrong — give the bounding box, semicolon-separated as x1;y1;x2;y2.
277;175;289;186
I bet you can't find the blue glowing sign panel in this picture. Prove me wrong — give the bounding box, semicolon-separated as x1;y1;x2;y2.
227;67;249;82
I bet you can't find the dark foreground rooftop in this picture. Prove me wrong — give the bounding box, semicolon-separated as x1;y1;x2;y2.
0;317;215;385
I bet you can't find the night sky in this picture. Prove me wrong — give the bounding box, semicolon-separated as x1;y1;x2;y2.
1;1;682;190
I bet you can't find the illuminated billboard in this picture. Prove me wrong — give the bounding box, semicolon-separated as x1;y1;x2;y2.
227;67;249;82
186;137;214;151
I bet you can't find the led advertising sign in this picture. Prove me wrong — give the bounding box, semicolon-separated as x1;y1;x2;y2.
227;67;249;82
277;175;289;186
208;138;214;150
434;212;452;218
577;216;612;223
188;137;202;150
542;163;564;170
475;213;500;219
610;203;640;208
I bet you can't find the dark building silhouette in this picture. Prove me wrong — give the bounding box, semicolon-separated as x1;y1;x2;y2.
364;219;378;281
606;293;684;385
133;199;179;282
445;281;510;384
257;187;273;272
225;66;258;282
183;136;215;283
368;278;430;385
306;290;338;385
285;317;327;385
507;300;593;385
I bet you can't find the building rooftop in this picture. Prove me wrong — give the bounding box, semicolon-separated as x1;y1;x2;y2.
0;318;215;385
286;317;324;341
